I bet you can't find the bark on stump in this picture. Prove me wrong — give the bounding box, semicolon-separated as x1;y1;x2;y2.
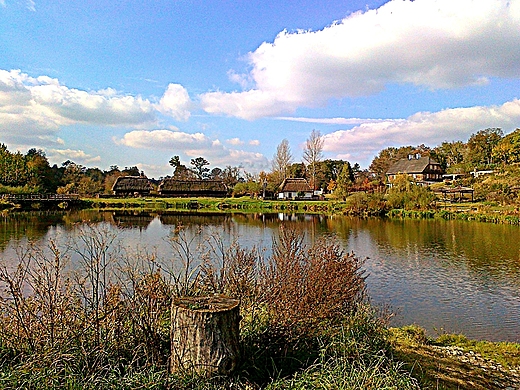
170;296;240;377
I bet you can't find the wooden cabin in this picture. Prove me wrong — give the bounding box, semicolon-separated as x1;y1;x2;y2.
278;178;313;200
158;179;227;197
112;176;153;197
386;155;444;185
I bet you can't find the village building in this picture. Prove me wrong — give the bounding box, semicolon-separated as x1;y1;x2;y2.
386;154;444;185
277;178;314;200
158;179;227;197
111;176;153;197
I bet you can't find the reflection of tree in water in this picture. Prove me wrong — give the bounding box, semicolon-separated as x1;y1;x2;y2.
332;217;520;287
0;211;66;250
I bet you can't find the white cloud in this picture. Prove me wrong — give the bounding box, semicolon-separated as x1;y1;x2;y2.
322;98;520;165
47;148;101;164
249;139;260;146
226;137;244;146
114;129;269;171
200;0;520;119
156;83;192;121
114;129;209;149
0;69;157;146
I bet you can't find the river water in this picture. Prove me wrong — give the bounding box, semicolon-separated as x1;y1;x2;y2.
1;210;519;342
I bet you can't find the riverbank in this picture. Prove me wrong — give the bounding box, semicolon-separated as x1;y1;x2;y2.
390;326;520;389
82;195;520;226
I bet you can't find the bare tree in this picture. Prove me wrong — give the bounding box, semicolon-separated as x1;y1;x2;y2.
303;129;324;190
272;139;293;185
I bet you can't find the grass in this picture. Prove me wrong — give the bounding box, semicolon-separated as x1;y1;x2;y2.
389;325;520;389
0;224;419;389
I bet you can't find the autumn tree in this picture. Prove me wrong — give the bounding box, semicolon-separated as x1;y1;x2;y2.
492;128;520;165
466;128;503;168
302;129;324;190
431;141;466;172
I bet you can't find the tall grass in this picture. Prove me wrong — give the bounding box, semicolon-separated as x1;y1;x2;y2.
0;223;418;389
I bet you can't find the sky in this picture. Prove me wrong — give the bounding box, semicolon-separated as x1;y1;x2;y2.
1;0;520;178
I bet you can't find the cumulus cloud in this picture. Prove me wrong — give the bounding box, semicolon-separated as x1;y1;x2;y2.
249;139;260;146
200;0;520;119
114;129;269;170
156;83;192;121
47;148;101;164
322;98;520;165
0;69;156;146
226;137;244;146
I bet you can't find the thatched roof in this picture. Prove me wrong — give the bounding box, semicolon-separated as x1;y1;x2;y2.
386;156;441;175
279;178;312;192
112;176;153;192
158;179;227;193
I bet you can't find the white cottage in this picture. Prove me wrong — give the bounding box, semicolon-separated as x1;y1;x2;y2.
278;178;313;200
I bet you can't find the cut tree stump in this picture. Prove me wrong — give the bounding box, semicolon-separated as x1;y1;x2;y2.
170;296;240;377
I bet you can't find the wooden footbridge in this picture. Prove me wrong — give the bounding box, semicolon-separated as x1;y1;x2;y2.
1;194;83;210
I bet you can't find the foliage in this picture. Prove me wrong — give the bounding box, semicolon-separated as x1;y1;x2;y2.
333;163;354;200
386;174;436;210
190;157;210;180
492;128;520;165
466;127;503;168
232;180;262;197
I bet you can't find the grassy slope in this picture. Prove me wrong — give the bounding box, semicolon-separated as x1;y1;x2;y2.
390;326;520;389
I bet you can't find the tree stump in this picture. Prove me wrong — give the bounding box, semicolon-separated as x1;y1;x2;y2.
170;296;240;377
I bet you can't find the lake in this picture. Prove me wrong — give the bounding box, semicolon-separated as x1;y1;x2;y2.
1;210;519;342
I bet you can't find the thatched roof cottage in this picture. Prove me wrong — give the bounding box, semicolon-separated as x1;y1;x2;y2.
158;179;227;197
112;176;153;196
278;178;313;200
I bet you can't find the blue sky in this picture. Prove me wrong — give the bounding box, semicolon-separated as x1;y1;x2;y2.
1;0;520;178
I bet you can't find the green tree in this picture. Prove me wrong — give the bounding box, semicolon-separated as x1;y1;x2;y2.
334;163;354;200
466;128;503;168
369;146;416;180
169;155;196;180
190;157;210;180
492;128;520;165
386;174;436;210
431;141;466;172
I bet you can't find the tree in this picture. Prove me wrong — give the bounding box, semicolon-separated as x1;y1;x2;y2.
302;129;324;190
466;128;503;168
272;139;293;185
169;155;196;180
334;163;354;200
190;157;210;180
369;146;422;180
492;128;520;165
432;141;466;172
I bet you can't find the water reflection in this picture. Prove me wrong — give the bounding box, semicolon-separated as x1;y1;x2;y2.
0;211;519;342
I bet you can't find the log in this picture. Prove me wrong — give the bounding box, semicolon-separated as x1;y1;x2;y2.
170;296;240;377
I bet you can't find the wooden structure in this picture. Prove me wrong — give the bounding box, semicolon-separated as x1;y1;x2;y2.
386;155;444;185
111;176;153;197
158;179;227;197
278;178;313;200
170;296;240;377
436;186;474;202
1;194;82;210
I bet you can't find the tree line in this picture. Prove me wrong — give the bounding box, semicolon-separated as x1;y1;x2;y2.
0;126;518;197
